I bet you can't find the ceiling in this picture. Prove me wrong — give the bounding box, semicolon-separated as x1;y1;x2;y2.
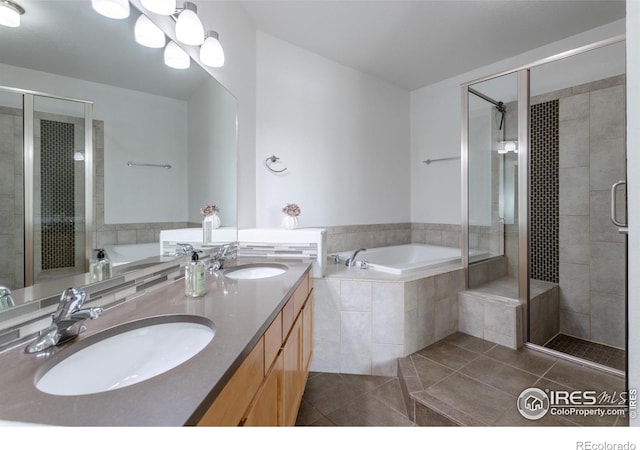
0;1;625;98
238;0;626;91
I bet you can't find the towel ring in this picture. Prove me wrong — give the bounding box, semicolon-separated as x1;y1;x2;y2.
265;155;287;173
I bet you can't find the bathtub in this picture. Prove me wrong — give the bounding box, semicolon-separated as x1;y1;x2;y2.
104;243;162;267
337;244;472;276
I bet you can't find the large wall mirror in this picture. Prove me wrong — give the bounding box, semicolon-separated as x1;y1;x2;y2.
0;0;238;312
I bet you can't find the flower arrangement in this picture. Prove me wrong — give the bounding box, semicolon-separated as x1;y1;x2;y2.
282;203;301;217
200;204;220;216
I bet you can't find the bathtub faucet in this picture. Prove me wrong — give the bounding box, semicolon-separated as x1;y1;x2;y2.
345;248;367;267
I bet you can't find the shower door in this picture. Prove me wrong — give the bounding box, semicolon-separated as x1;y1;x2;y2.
465;72;519;293
0;87;93;288
527;41;627;372
27;95;93;284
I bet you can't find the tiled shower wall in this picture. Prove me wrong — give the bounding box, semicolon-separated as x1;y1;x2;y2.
0;107;23;290
40;120;75;269
555;75;626;348
530;100;560;283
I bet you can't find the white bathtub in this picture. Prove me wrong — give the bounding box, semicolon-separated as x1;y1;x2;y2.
104;243;161;267
337;244;466;275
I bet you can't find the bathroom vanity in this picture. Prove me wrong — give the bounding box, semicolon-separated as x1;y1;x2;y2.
0;258;313;426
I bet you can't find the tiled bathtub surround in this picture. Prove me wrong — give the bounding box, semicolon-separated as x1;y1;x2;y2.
411;223;462;248
323;222;464;255
311;263;465;377
324;223;412;254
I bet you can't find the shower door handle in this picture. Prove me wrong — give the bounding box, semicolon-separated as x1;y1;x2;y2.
610;180;627;233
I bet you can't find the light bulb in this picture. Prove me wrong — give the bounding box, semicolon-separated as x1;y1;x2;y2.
91;0;129;19
164;41;190;69
134;14;166;48
0;1;24;27
140;0;176;15
200;31;224;67
175;2;204;46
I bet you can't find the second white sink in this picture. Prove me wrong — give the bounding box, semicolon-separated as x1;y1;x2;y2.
224;264;287;280
35;315;215;396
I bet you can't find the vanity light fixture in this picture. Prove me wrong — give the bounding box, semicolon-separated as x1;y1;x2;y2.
164;41;190;69
140;0;177;16
134;14;166;48
0;0;24;28
91;0;130;19
199;31;224;67
175;1;204;46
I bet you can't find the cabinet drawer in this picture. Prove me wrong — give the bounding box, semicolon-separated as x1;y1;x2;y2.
197;338;265;426
292;272;310;323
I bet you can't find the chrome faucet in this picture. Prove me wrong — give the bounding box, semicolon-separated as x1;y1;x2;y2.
208;244;231;272
345;248;367;267
25;288;103;354
0;286;15;310
175;243;195;256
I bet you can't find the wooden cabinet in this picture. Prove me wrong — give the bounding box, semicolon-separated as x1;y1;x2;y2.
197;271;313;427
243;352;283;426
302;293;313;373
197;338;265;426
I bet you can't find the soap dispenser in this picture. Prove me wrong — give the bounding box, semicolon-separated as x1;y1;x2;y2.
90;248;112;282
185;251;206;297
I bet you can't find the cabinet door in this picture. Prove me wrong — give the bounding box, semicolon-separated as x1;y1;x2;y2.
197;339;265;426
282;315;303;426
302;293;313;374
243;351;283;427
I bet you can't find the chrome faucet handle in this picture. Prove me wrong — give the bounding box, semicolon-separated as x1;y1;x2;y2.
25;288;101;354
345;248;367;267
0;286;15;310
52;288;87;323
360;260;369;269
215;244;231;259
176;243;194;255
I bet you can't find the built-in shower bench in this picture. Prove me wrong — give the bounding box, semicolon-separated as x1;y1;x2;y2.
458;276;559;349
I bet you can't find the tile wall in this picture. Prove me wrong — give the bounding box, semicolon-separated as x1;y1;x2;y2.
551;75;626;348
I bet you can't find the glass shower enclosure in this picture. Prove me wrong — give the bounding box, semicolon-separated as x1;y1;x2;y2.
0;86;93;290
462;37;627;374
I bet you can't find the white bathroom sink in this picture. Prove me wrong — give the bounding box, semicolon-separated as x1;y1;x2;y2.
224;264;287;280
35;315;215;396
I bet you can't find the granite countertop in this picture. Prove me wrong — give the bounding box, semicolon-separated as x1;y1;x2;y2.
0;257;312;426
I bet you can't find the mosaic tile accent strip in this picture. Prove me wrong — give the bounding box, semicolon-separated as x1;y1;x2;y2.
530;100;559;283
238;243;317;260
40;120;75;270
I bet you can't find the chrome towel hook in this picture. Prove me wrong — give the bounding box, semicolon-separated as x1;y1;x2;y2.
265;155;287;173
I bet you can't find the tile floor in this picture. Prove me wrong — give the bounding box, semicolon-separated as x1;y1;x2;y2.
296;372;412;426
298;332;628;427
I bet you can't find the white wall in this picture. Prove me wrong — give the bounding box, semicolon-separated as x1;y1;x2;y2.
627;0;640;427
0;63;189;224
410;19;626;225
255;32;410;228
